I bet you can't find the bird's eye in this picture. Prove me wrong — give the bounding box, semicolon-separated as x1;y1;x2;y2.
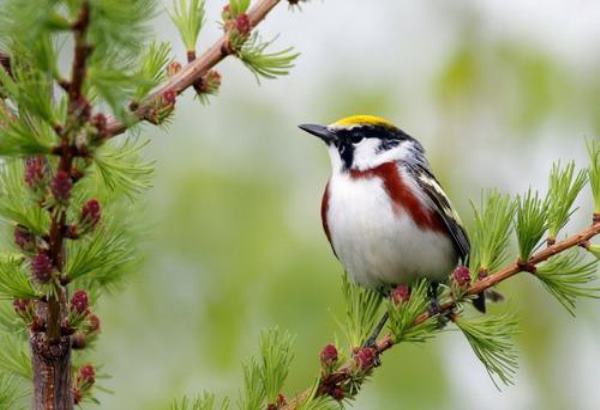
349;133;364;144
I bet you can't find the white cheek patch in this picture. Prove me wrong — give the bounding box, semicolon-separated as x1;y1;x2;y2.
351;139;381;170
352;140;414;171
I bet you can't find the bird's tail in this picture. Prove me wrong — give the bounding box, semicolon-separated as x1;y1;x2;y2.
472;289;504;313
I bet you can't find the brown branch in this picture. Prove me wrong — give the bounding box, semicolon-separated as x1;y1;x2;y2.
32;3;93;409
282;220;600;409
104;0;282;138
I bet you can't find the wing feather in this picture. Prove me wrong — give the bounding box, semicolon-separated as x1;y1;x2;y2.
405;163;470;262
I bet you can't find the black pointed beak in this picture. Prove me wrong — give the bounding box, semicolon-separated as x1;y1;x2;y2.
298;123;335;144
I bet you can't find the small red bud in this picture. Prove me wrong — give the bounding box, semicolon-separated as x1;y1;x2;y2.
31;253;52;283
24;156;48;190
453;266;471;288
72;332;86;349
14;225;35;252
71;290;89;314
13;298;31;315
355;347;376;371
391;285;411;305
234;13;251;36
78;364;95;384
91;113;106;131
87;314;101;333
162;89;176;106
331;387;344;401
51;171;72;203
320;344;338;367
80;199;101;231
167;61;182;77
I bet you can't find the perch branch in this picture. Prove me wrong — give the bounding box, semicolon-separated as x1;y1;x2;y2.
104;0;282;138
282;219;600;409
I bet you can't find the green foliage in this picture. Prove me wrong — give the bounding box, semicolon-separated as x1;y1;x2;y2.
0;161;51;234
259;328;294;404
171;392;229;410
170;0;206;51
0;61;57;124
387;280;438;344
92;138;155;200
535;249;600;316
338;273;383;348
545;161;587;241
0;374;25;410
586;138;600;214
239;34;299;81
86;58;139;120
0;334;31;380
228;0;251;17
0;301;26;337
0;107;55;156
134;42;171;100
238;328;295;410
239;357;263;410
66;219;137;291
296;394;339;410
88;0;158;53
0;254;39;300
454;313;519;387
514;189;547;261
469;191;516;275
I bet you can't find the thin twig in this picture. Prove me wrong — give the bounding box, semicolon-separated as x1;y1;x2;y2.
282;220;600;409
105;0;281;138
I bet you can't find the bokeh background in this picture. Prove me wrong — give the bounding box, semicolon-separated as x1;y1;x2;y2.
92;1;600;409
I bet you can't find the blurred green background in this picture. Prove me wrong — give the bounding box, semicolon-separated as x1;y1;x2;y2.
92;1;600;409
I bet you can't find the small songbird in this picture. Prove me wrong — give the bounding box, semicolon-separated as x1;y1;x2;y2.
299;115;483;314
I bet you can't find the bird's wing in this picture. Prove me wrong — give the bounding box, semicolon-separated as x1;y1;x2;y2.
404;162;470;262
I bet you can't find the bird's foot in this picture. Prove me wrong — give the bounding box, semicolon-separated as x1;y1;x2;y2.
427;298;441;316
427;281;441;316
363;311;389;350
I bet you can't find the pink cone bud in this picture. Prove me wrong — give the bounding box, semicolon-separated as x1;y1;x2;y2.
51;171;72;202
71;290;89;314
14;225;35;252
234;13;251;36
391;285;411;305
162;90;176;106
320;344;338;367
78;364;95;384
355;347;376;371
91;113;106;131
31;253;52;283
453;266;471;288
24;156;48;190
80;199;101;230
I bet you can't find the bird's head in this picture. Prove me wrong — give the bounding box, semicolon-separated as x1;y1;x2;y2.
299;115;426;173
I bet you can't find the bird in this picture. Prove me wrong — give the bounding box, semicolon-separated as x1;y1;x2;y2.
299;115;484;339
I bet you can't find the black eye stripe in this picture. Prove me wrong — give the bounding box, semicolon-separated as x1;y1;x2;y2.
335;125;412;142
377;139;400;153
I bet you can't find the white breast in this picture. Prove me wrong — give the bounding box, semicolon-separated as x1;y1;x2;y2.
326;171;457;289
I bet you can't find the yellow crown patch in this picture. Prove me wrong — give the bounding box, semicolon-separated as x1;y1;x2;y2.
330;115;397;130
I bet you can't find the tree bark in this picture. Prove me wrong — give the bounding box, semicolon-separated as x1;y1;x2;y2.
31;332;73;410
